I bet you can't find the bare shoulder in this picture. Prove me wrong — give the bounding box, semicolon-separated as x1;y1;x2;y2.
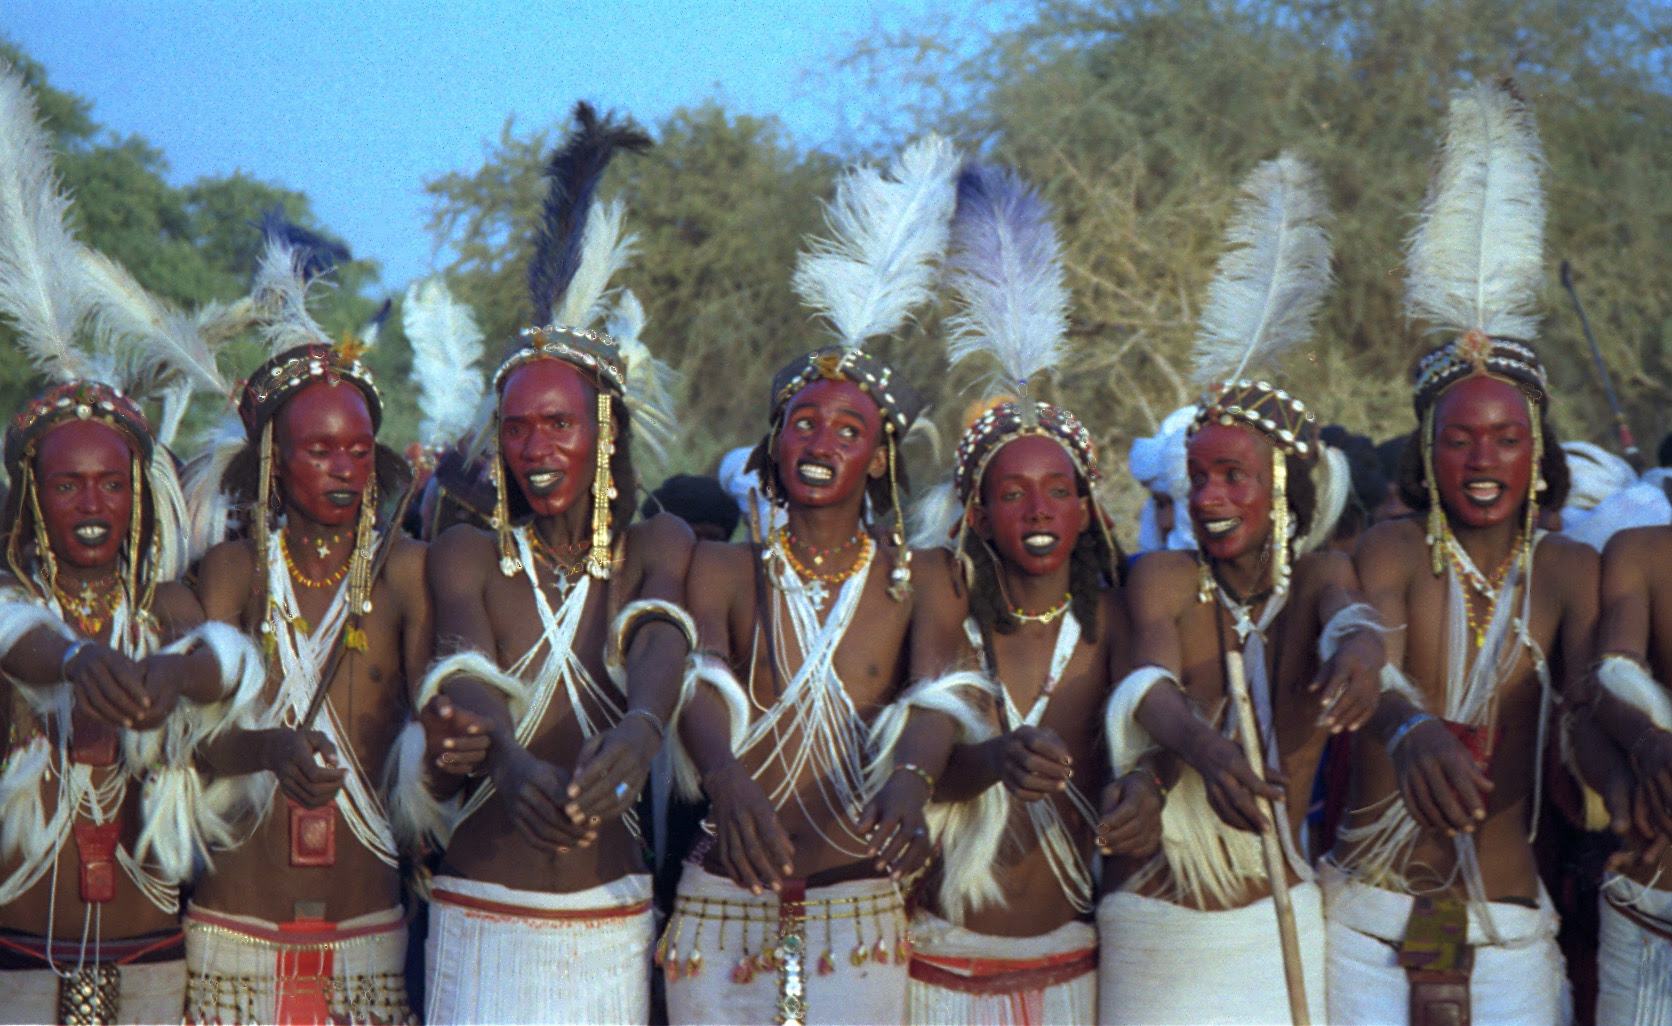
688;538;755;588
149;580;206;639
1125;549;1197;619
382;534;428;589
1354;517;1423;579
1096;585;1131;644
909;546;963;604
1536;531;1599;584
626;512;696;571
428;523;495;575
1294;547;1356;593
1603;524;1672;569
196;537;257;621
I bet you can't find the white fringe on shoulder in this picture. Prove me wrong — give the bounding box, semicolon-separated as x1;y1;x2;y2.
868;668;1007;920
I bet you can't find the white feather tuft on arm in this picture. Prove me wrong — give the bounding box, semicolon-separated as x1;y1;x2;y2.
0;65;94;382
792;135;960;346
553;198;635;330
403;278;487;448
1404;83;1546;340
1192;151;1334;386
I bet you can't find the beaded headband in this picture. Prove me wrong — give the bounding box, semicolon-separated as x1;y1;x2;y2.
5;380;152;472
239;342;382;437
768;346;924;437
493;324;627;398
1411;329;1548;415
1188;378;1319;463
952;400;1099;504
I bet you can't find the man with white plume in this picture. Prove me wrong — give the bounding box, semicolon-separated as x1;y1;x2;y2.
1097;152;1385;1024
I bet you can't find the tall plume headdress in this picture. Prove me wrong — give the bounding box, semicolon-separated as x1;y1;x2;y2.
939;164;1124;599
484;100;669;581
1402;82;1552;578
404;277;487;458
0;60;216;642
754;135;959;600
1186;151;1334;602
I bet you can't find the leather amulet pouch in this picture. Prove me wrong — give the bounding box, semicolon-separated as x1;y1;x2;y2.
72;819;121;903
287;798;337;867
68;707;117;767
1398;894;1474;1026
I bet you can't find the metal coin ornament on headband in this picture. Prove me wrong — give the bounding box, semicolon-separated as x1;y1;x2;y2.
952;400;1100;505
1400;82;1550;580
1188;379;1320;462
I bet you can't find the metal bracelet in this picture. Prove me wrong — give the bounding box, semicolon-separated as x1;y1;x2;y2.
891;761;936;794
59;638;92;680
1385;712;1437;757
621;706;667;742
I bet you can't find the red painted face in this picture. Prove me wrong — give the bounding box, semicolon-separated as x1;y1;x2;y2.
972;435;1087;578
274;380;376;529
499;359;599;520
773;378;885;508
1429;375;1535;530
34;419;136;571
1187;421;1275;564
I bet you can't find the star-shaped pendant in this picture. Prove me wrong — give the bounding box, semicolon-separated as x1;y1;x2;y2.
804;579;829;607
315;538;332;559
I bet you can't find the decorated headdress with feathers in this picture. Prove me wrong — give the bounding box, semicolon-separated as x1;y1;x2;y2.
0;61;221;636
1186;151;1334;598
752;136;959;601
1402;81;1553;576
483;101;673;581
937;164;1124;603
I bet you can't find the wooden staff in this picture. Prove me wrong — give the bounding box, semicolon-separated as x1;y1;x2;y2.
1225;648;1310;1025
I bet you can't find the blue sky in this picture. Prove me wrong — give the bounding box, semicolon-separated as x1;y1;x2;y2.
7;0;1000;290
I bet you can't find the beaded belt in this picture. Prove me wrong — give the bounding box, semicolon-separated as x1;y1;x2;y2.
657;878;909;1024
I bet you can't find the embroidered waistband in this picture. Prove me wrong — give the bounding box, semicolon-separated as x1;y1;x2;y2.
908;947;1097;996
430;887;652;923
0;928;183;971
185;908;404;950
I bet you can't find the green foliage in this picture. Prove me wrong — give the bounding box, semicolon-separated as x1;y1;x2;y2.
425;104;842;479
0;38;390;451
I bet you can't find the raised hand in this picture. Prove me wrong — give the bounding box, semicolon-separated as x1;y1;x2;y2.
704;760;794;895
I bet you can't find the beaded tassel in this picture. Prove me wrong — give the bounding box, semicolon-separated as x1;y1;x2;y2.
489;416;521;577
849;897;869;965
587;391;615;579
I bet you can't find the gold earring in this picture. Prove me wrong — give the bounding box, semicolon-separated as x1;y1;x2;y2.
489;413;519;577
588;392;615;580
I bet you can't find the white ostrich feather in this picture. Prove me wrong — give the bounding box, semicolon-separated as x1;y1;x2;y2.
1404;83;1546;340
1192;151;1334;385
0;64;93;383
942;164;1071;397
79;247;232;399
908;480;962;550
793;135;960;346
552;198;635;331
607;288;681;470
178;412;248;562
251;239;330;355
403;278;486;448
